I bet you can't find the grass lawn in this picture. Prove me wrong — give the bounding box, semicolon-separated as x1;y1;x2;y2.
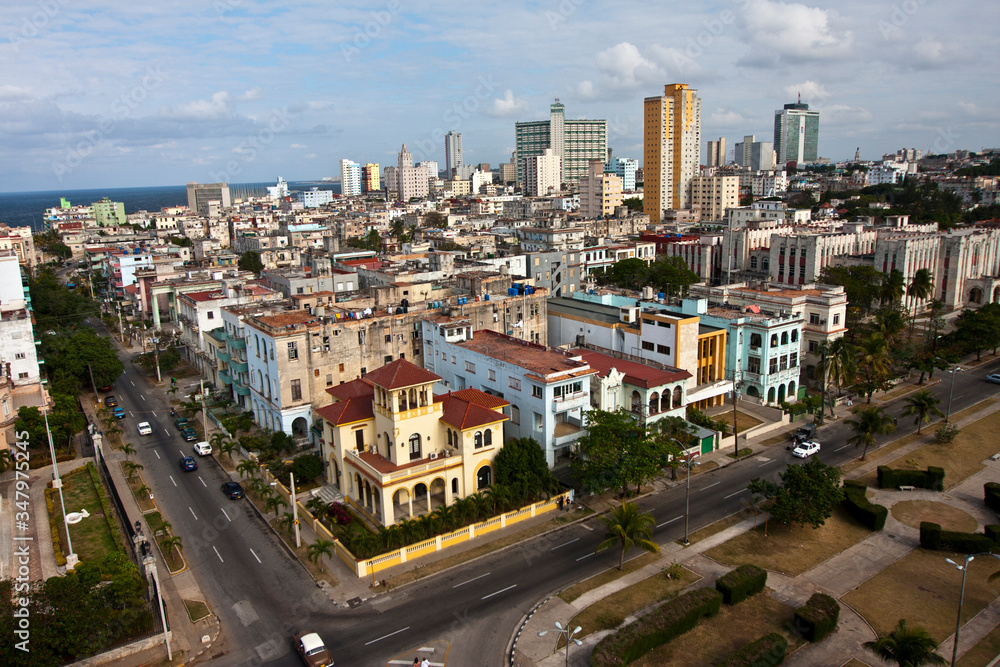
159;538;185;573
870;408;1000;490
957;620;1000;667
842;548;1000;642
704;506;872;576
559;552;660;603
714;410;764;432
563;567;699;645
840;430;924;476
144;511;170;537
630;590;805;666
58;466;121;563
891;500;978;532
184;599;211;622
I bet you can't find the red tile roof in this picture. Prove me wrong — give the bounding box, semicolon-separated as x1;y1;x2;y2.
439;391;509;430
325;377;374;400
364;358;440;390
443;388;508;410
573;349;691;389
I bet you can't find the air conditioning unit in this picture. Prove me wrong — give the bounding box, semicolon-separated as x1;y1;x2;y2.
429;452;438;460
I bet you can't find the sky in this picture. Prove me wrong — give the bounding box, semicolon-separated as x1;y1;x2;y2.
1;0;997;192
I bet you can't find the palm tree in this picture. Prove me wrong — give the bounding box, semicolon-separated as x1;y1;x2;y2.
307;539;336;573
237;459;259;480
120;443;136;460
276;512;295;533
879;268;906;307
863;619;946;667
435;504;459;532
0;449;12;473
855;334;894;403
123;461;144;481
137;484;151;499
160;535;183;558
876;308;907;346
264;495;288;515
209;432;228;451
907;268;934;337
597;501;660;571
901;389;944;434
846;405;897;460
825;337;857;397
450;496;477;527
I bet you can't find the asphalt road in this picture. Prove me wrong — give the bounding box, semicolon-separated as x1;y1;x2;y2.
102;320;1000;667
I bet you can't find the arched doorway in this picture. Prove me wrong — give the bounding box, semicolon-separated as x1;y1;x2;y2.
291;416;308;438
649;392;659;415
393;488;412;519
969;287;984;304
994;286;1000;303
745;385;760;398
777;384;786;403
767;387;776;404
413;482;430;514
328;457;340;488
476;465;492;491
429;477;446;509
787;381;797;400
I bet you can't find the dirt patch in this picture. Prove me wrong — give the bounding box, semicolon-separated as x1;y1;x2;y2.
682;511;752;546
713;410;764;432
842;548;1000;642
630;590;805;666
704;506;873;576
559;552;660;603
957;619;1000;667
890;500;979;532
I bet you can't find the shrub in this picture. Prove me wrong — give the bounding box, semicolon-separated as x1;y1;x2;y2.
935;423;961;443
717;632;788;667
920;521;999;553
327;502;354;526
986;483;1000;513
842;480;888;531
876;465;945;491
985;524;1000;544
45;487;67;566
291;453;324;482
794;593;840;642
715;564;767;606
591;588;722;666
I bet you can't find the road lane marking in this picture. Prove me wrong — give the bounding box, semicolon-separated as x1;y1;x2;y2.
179;450;185;457
130;380;135;386
550;538;580;551
453;572;491;588
250;548;261;564
141;395;146;401
657;516;682;528
365;627;410;646
169;476;177;487
213;546;223;562
481;584;516;600
759;460;777;467
220;507;231;522
580;522;593;531
189;507;198;520
199;477;207;488
835;445;850;452
724;489;748;500
154;451;160;460
700;482;720;492
576;552;595;561
151;411;157;417
164;428;169;436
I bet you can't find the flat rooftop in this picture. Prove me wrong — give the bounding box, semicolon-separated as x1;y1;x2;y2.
459;330;594;381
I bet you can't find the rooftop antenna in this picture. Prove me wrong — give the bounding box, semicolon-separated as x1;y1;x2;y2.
797;92;801;104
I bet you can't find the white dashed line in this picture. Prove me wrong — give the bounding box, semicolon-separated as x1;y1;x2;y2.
453;572;491;588
724;489;748;500
550;538;579;551
213;546;223;562
189;507;198;521
481;584;516;600
220;508;231;522
576;552;595;561
365;627;410;646
250;548;261;564
657;516;682;528
199;477;207;487
700;482;720;492
169;476;176;487
154;451;160;460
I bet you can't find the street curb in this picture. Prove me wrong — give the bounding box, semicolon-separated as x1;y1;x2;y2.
176;614;222;666
507;594;554;667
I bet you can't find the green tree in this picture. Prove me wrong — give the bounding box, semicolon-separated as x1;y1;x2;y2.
493;437;558;499
307;539;336;573
846;405;896;460
161;535;183;557
237;459;259;480
597;501;660;570
122;461;144;481
574;409;669;497
0;449;11;473
290;453;324;483
907;268;934;335
27;267;100;330
649;255;701;297
264;495;288;515
276;512;295;533
901;389;943;434
747;459;844;529
238;250;264;275
853;334;894;403
622;197;643;212
863;619;946;667
120;443;136;460
879;269;906;308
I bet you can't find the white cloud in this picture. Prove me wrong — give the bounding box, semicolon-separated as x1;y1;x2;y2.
710;109;753;127
290;143;307;149
162;91;233;121
593;42;661;89
487;89;528;117
821;104;873;125
739;0;852;64
239;87;263;101
783;81;830;105
577;80;596;100
0;85;34;103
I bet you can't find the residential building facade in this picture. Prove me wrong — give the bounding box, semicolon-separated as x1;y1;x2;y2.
644;83;702;222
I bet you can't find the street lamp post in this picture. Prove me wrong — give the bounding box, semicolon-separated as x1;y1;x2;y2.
945;553;1000;666
681;453;701;546
946;365;963;423
538;621;583;667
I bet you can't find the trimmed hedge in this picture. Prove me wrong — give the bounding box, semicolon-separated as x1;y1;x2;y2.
986;483;1000;512
876;465;945;491
842;480;888;531
716;564;768;606
794;593;840;642
920;521;1000;554
717;632;788;667
591;587;723;666
45;487;67;566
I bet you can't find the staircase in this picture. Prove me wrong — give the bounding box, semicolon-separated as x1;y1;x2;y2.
310;484;343;505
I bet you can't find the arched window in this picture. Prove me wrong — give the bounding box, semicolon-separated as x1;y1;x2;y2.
631;390;641;412
791;330;798;343
750;333;762;349
398;391;408;411
484;429;492;447
649;392;659;415
447;429;453;447
474;431;483;448
673;386;683;408
770;334;778;348
408;388;417;408
477;466;492;490
408;433;421;461
781;332;788;345
763;257;770;271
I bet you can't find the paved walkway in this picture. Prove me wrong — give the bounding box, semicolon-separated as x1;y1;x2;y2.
513;375;1000;667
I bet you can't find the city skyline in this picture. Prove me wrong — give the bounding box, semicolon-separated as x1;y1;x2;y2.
1;0;997;192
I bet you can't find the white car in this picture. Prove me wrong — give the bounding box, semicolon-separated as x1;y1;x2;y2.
791;440;821;458
193;441;212;456
137;422;152;436
986;374;1000;384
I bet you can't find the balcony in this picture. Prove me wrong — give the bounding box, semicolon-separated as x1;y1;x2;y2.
217;351;231;364
552;391;588;410
234;384;250;396
229;360;249;374
219;371;232;385
552;419;585;448
228;337;246;350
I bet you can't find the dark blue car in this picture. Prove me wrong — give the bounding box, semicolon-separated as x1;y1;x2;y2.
179;456;198;472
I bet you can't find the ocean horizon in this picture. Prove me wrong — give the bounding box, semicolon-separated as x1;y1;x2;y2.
0;181;341;232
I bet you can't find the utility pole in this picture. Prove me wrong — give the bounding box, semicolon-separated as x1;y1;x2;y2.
818;347;827;426
87;363;97;395
150;337;161;383
200;378;209;438
730;369;742;458
290;472;301;548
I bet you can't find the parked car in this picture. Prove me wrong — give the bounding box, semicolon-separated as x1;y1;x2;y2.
137;422;152;436
180;427;198;442
193;441;212;456
293;631;333;667
179;456;198;472
791;440;821;458
173;417;189;431
221;481;245;500
98;384;113;392
113;407;126;419
104;395;119;408
793;423;817;441
986;374;1000;384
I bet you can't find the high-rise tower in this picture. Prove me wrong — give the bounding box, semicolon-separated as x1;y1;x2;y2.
773;96;820;166
643;83;701;223
444;131;463;178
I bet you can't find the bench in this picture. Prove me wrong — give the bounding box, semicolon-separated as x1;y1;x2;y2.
899;485;916;491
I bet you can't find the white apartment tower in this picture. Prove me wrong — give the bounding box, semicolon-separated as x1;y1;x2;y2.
524;148;562;196
643;83;702;223
340;159;362;196
445;131;463;178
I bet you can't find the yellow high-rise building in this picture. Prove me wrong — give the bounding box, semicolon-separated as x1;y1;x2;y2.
643;83;701;223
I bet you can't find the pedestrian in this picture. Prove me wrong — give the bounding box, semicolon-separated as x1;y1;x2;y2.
421;659;430;667
412;659;419;667
893;416;898;426
847;396;853;407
